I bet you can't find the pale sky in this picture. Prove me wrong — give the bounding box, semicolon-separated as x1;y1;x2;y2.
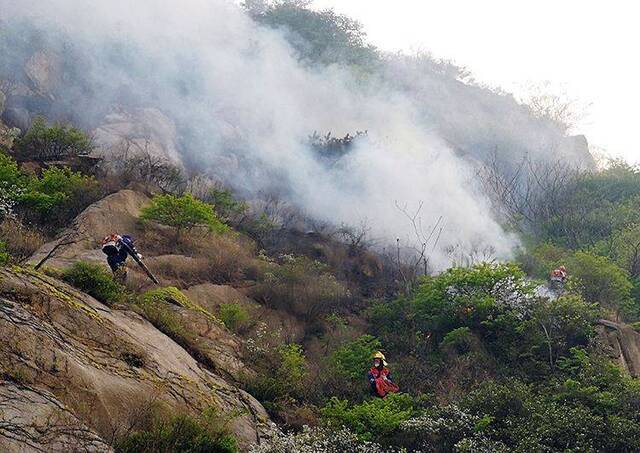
311;0;640;163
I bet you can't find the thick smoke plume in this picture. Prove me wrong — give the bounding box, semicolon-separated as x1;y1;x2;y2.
0;0;531;269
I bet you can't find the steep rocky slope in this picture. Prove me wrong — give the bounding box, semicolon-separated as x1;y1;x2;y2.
0;266;272;451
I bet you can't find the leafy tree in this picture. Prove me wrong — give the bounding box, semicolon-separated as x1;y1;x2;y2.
597;225;640;279
410;263;535;345
141;193;228;241
15;116;93;162
246;0;379;69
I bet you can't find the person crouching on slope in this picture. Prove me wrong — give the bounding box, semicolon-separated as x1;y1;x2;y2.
368;351;399;398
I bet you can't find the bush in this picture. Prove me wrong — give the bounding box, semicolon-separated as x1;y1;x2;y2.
252;256;349;320
320;393;416;443
400;404;500;452
524;295;599;370
0;150;24;219
115;406;238;453
441;327;474;354
141;193;228;241
567;251;633;318
249;426;389;453
327;335;384;399
0;219;44;262
18;166;102;228
330;334;382;382
15;116;93;162
219;303;250;333
0;241;9;265
62;262;126;305
243;343;308;413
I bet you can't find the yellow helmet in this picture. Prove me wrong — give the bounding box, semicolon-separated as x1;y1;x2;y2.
372;351;387;366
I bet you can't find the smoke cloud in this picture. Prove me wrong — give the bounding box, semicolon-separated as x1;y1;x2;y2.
0;0;529;269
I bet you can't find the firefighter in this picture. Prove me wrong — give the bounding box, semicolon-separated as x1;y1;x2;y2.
367;351;399;398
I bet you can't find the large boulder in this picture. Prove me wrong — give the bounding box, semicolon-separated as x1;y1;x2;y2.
0;267;273;449
597;319;640;377
93;108;182;163
185;283;305;344
29;189;150;270
24;51;63;97
0;382;112;452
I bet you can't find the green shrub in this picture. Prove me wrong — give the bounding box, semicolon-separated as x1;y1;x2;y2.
18;166;102;227
330;334;382;382
15;116;93;162
219;303;250;332
0;150;21;186
568;251;633;318
0;241;9;265
441;327;474;354
320;393;416;443
525;295;599;369
243;343;308;406
115;406;238;453
141;193;228;241
62;262;125;305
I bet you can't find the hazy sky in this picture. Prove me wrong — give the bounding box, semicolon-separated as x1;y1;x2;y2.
311;0;640;163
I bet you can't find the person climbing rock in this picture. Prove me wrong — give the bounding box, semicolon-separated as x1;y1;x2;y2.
101;233;142;282
367;351;399;398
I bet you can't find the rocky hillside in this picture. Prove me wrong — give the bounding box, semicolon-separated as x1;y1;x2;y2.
0;267;272;451
0;190;278;451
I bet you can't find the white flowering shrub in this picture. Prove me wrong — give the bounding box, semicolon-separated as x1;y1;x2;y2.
398;404;510;452
250;426;396;453
454;435;509;452
0;150;24;220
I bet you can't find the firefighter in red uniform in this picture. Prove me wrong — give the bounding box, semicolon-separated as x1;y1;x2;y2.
367;351;399;398
550;265;567;283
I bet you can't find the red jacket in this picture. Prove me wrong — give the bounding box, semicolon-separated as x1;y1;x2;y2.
368;366;399;397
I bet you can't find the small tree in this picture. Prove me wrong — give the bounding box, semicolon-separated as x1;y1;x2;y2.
15;116;93;162
141;193;228;241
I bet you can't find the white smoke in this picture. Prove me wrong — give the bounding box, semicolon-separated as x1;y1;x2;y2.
0;0;520;269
